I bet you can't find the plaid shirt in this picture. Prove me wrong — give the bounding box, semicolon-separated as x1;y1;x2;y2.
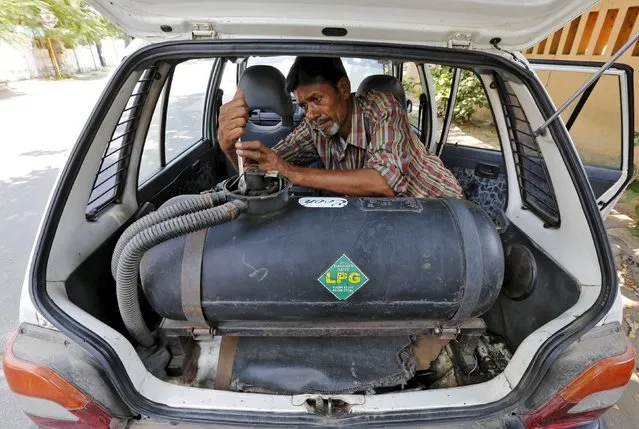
273;90;463;199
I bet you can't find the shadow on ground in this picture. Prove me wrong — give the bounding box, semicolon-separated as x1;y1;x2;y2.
0;167;60;349
68;69;111;81
19;149;68;158
0;85;27;101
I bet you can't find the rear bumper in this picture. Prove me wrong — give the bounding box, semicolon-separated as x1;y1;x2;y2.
126;417;610;428
579;418;608;429
2;323;627;428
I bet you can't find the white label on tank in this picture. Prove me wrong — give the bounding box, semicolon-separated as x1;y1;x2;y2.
298;197;348;208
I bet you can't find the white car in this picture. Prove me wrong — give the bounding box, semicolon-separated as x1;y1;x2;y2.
3;0;636;428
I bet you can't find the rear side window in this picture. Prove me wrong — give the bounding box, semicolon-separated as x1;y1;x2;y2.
535;70;622;169
139;59;215;183
87;66;158;220
402;62;423;130
497;78;560;227
433;66;500;151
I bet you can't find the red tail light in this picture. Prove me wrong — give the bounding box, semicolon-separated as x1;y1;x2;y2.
523;337;636;429
3;331;116;428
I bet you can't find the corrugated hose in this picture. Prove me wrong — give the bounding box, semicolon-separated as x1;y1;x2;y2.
115;200;247;347
110;191;227;278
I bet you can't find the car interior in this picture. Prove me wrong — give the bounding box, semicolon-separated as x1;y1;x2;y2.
58;52;598;400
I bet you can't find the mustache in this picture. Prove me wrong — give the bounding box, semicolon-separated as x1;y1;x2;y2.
314;117;332;126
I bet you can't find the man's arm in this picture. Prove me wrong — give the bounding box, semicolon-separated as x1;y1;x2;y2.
217;90;249;171
235;141;394;196
287;166;394;197
364;91;463;199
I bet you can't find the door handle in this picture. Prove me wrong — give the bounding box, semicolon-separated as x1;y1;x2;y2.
474;163;500;179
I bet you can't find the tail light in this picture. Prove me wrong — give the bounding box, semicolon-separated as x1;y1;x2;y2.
523;337;636;429
3;331;116;428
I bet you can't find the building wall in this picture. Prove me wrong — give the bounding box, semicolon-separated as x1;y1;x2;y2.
0;38;125;82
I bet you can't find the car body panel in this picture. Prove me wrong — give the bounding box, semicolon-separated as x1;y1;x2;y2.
87;0;598;51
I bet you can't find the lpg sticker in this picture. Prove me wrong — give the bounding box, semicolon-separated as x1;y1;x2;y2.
299;197;348;208
318;254;369;300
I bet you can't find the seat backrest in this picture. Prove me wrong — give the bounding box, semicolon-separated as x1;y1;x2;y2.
356;75;407;110
238;65;294;148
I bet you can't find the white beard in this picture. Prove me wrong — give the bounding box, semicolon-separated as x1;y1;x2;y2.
319;121;340;137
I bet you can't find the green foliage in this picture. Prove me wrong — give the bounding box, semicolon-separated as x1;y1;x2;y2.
402;75;420;104
431;65;489;123
44;0;121;46
0;0;47;41
0;0;122;45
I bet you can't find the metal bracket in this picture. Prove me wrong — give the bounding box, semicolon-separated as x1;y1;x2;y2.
448;33;472;49
192;23;217;40
190;327;212;340
436;326;460;340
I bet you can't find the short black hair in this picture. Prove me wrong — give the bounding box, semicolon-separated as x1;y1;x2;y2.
285;57;348;93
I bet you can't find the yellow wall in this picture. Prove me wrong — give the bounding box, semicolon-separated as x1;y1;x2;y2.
525;0;639;166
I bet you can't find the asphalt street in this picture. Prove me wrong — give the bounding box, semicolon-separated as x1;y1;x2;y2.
0;70;111;428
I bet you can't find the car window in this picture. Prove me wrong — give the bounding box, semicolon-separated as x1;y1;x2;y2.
220;60;239;104
139;86;165;182
433;66;500;151
139;59;215;183
402;62;422;129
535;70;622;169
231;56;389;96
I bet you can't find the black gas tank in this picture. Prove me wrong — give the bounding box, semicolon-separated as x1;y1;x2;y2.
140;197;504;324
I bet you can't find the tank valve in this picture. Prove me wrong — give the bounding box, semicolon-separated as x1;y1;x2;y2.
223;167;291;214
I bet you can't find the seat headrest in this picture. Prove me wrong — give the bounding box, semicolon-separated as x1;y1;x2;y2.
238;65;294;126
356;75;407;110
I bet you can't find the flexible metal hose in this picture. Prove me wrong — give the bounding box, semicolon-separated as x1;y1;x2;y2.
110;191;227;278
116;200;247;347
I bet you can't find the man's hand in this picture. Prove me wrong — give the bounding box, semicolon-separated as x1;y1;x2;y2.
235;141;293;176
217;89;249;157
235;141;394;197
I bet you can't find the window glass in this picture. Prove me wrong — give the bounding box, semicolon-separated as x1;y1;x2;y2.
243;56;389;94
401;62;422;129
139;86;164;183
165;59;215;162
220;61;238;104
433;66;500;151
139;59;214;184
535;70;622;169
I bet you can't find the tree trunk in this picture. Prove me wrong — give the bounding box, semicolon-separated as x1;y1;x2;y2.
73;48;81;73
95;42;106;68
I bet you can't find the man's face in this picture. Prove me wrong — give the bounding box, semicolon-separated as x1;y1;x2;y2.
295;78;351;137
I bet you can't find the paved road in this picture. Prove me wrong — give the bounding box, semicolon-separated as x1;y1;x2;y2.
0;71;111;428
0;70;637;428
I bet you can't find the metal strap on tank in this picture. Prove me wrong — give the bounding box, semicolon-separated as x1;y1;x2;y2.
215;336;239;390
442;199;484;325
181;229;208;324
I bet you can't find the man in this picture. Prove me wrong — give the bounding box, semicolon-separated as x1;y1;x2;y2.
217;56;463;199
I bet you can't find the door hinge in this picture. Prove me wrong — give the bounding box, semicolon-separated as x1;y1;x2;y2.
448;33;472;49
192;23;217;40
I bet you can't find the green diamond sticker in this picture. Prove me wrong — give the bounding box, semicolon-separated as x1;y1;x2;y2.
318;254;369;300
